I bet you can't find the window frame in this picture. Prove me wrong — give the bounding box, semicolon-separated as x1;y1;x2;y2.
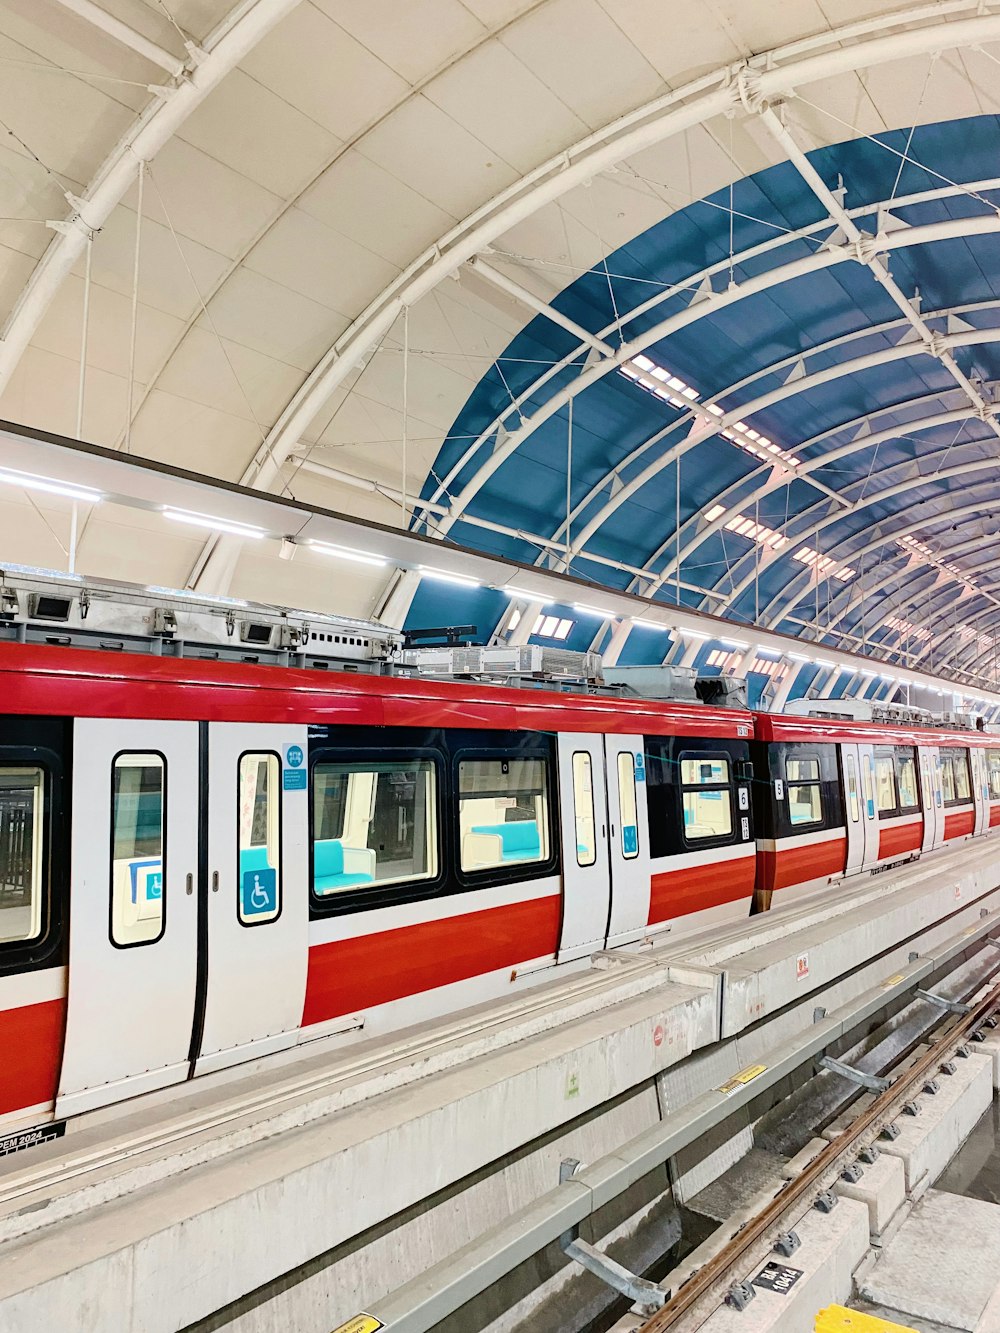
873;747;900;819
309;744;446;912
895;747;920;814
0;726;66;979
108;748;168;951
309;748;442;902
617;751;640;860
572;750;597;868
988;748;1000;801
783;748;824;830
940;746;973;808
236;749;283;929
454;745;558;887
679;748;736;847
0;762;49;951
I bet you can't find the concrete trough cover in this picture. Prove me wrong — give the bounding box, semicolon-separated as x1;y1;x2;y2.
860;1188;1000;1329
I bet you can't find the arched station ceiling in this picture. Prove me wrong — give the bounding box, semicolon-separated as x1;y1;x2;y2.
3;0;1000;688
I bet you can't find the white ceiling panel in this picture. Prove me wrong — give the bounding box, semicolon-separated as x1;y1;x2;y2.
80;204;230;322
127;386;269;478
2;344;138;445
32;277;186;387
152;325;306;426
239;3;409;142
131;138;283;262
499;0;665;129
708;0;830;55
317;0;487;85
197;266;346;372
178;68;341;199
298;150;457;266
356;93;520;218
0;246;37;327
424;37;588;174
597;0;743;84
456;0;541;31
242;205;398;320
861;51;987;133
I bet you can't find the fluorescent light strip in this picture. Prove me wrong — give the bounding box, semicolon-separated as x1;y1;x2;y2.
0;467;103;504
720;638;749;649
573;603;620;618
163;508;266;540
503;586;549;602
310;542;386;568
682;629;710;641
633;619;671;631
815;659;838;669
786;652;811;662
3;562;83;581
419;566;481;588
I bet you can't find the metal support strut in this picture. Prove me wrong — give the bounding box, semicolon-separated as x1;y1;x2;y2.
558;1159;667;1316
817;1054;890;1093
916;989;972;1016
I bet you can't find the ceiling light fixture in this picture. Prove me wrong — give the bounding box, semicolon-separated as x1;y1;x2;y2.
163;508;266;539
573;602;620;618
419;566;481;588
310;542;386;568
0;467;103;504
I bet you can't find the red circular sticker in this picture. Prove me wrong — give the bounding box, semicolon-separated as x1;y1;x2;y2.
653;1024;664;1047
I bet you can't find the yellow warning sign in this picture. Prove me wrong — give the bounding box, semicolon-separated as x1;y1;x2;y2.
881;973;905;989
715;1063;767;1096
329;1317;383;1333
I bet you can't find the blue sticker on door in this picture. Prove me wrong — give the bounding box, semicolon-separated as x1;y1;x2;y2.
622;825;638;855
283;743;307;790
241;866;277;918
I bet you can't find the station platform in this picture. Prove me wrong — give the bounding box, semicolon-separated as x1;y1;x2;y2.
3;839;1000;1332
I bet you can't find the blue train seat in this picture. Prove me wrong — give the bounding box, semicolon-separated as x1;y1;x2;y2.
313;838;376;893
471;820;540;862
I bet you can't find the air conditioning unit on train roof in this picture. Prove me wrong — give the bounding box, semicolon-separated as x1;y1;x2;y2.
397;643;602;684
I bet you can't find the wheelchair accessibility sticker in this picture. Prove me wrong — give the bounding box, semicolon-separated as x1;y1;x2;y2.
241;867;278;919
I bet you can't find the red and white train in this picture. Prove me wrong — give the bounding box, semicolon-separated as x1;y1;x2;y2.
1;642;998;1137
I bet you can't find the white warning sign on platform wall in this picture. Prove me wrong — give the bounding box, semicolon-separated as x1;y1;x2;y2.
796;952;809;981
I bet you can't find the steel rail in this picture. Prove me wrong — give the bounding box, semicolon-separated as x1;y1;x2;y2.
637;976;1000;1331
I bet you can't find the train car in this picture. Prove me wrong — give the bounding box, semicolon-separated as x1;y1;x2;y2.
752;708;1000;909
0;642;757;1133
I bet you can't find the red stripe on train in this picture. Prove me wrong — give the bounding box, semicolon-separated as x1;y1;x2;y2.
648;857;755;925
302;895;562;1026
944;808;975;840
758;837;847;892
0;997;65;1117
878;820;923;859
990;804;1000;829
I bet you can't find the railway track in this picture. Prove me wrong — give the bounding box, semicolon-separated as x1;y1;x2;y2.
635;975;1000;1331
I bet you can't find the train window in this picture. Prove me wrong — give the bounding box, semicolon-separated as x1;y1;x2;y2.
954;751;972;802
897;752;919;811
940;748;971;806
572;753;597;867
680;755;733;841
237;753;281;925
110;753;165;947
845;756;860;823
0;766;45;946
459;757;549;873
875;753;898;815
941;753;956;803
989;750;1000;800
617;753;639;859
312;758;437;893
784;754;822;827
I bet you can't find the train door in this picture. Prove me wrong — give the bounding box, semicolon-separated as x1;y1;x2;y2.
841;744;865;875
857;743;880;867
58;719;200;1116
972;748;989;837
921;747;942;851
195;723;309;1074
556;734;611;962
604;736;651;947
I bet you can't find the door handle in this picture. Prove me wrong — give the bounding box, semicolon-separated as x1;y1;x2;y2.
186;873;193;896
212;870;219;893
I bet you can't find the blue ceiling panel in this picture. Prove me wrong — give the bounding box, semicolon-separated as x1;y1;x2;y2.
410;115;1000;681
